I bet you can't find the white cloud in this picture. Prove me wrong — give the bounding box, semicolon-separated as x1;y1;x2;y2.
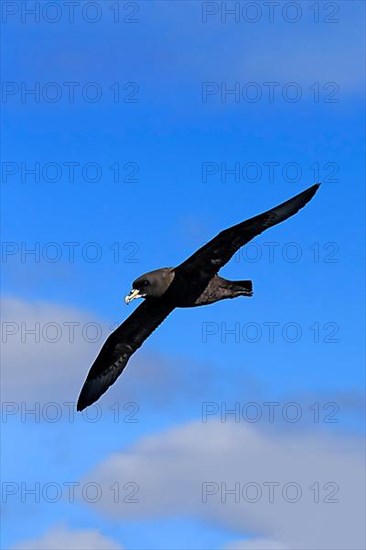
224;538;289;550
84;420;365;550
1;296;104;404
12;525;122;550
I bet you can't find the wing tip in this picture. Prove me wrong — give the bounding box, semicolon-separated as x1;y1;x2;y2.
305;182;320;193
76;394;90;412
76;381;99;412
309;182;321;195
309;181;321;203
296;182;321;206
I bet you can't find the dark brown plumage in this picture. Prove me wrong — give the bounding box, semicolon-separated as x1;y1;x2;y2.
77;184;320;411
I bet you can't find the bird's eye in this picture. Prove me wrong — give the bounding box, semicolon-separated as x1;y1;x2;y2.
141;280;149;287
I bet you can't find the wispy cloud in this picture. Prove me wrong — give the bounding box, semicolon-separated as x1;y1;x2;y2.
84;420;365;549
12;525;122;550
224;538;289;550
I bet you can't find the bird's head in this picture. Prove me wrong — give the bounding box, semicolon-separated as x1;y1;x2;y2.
124;268;175;304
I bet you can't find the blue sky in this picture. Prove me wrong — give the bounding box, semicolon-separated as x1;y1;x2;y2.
1;2;365;549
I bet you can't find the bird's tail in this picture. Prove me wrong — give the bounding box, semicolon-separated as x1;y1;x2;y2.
230;279;253;297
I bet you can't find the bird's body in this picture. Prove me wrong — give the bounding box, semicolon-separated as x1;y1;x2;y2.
77;184;320;411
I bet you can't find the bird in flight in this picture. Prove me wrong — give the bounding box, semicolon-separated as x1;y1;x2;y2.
77;184;320;411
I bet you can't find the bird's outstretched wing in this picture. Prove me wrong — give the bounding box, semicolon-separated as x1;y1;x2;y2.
177;184;320;277
77;299;174;411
